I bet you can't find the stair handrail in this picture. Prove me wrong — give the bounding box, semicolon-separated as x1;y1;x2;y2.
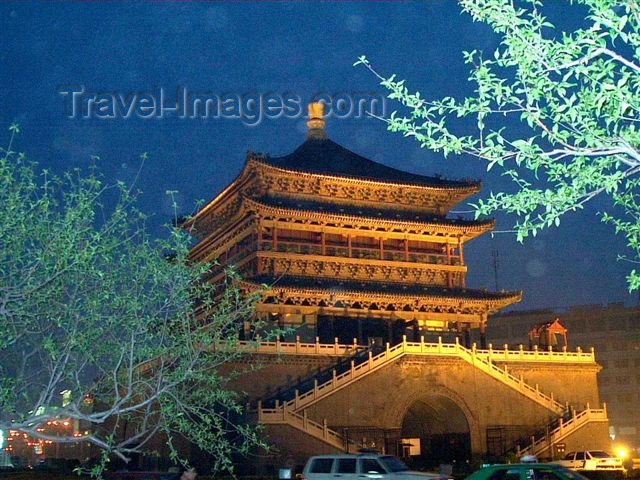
261;344;377;407
267;337;566;415
519;406;608;456
453;341;566;413
257;403;359;452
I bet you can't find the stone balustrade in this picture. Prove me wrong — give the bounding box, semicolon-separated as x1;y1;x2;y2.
232;336;596;363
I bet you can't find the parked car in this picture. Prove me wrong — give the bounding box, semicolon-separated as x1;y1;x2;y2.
465;463;591;480
553;451;625;472
301;453;453;480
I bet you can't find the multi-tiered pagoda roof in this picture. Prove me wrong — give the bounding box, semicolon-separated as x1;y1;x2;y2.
185;103;520;342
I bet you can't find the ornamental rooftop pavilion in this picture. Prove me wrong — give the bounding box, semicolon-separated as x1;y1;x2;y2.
184;102;521;347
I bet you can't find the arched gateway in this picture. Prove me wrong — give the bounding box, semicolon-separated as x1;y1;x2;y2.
400;395;471;468
183;102;611;474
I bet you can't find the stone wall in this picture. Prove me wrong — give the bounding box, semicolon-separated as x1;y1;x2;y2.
220;353;344;401
259;424;342;472
491;362;601;408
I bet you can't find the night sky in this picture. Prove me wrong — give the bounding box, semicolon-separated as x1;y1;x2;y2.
0;1;634;311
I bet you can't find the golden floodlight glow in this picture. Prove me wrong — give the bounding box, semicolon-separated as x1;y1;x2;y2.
615;446;629;459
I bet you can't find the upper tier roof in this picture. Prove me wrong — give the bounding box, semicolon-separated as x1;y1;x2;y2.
183;102;483;232
254;138;479;189
252;195;494;229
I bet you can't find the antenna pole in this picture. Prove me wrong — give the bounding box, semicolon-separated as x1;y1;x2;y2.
492;247;499;290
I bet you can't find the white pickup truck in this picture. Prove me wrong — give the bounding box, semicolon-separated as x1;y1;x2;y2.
554;451;624;472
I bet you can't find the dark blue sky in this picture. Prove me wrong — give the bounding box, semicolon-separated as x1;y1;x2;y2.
0;1;633;310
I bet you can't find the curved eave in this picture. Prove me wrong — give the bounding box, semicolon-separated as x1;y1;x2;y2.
184;154;482;231
245;197;495;240
182;158;255;230
241;279;522;311
249;156;481;193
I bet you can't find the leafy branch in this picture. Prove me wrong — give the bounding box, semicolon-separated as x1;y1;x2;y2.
356;0;640;291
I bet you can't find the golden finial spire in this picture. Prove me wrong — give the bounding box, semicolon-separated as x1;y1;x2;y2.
306;101;326;140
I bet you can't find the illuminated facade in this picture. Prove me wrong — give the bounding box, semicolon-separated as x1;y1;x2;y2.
184;104;611;472
185;103;521;346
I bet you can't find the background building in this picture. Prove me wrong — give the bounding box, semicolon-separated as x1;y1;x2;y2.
488;303;640;455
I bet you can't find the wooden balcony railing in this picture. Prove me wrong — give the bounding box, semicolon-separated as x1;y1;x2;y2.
257;239;461;266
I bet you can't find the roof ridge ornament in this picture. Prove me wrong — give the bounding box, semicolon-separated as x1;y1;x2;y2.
306;101;327;140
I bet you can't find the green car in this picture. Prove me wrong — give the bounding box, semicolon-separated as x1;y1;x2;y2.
466;464;590;480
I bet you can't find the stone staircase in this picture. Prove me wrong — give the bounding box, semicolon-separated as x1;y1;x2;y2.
251;338;604;454
260;344;379;408
257;404;361;452
517;406;609;457
270;337;566;415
